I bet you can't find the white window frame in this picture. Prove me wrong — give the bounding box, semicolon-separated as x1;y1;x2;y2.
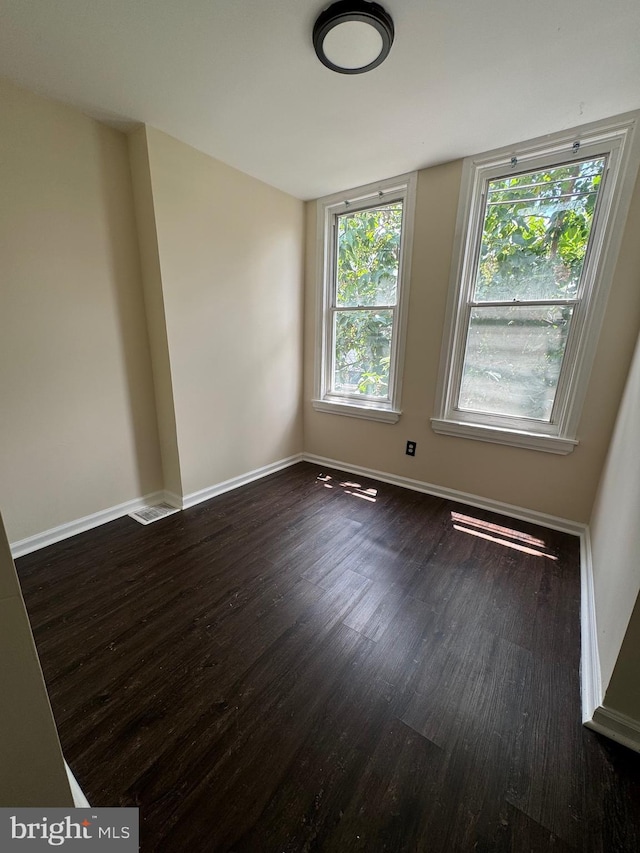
432;113;640;454
313;173;417;423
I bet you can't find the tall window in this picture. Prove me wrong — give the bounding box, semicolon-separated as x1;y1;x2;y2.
314;174;417;422
433;115;640;453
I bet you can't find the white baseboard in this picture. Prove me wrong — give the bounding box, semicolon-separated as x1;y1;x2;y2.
10;451;639;754
577;528;640;753
10;491;167;558
586;705;640;753
9;455;304;557
580;528;640;753
181;454;304;510
579;528;602;723
302;452;587;536
163;490;183;510
303;453;640;753
64;760;90;808
10;452;582;558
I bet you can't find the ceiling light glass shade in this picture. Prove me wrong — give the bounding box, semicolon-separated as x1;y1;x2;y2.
313;1;394;74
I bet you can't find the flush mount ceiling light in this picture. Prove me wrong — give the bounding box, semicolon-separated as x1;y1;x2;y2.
313;1;394;74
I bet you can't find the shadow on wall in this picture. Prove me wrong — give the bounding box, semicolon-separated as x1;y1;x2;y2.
96;126;163;496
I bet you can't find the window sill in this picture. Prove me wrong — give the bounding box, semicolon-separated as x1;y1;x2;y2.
312;399;401;423
430;418;578;455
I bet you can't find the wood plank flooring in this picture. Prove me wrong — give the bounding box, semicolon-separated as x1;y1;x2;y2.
15;462;640;851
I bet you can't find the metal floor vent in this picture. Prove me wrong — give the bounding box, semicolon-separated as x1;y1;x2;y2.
129;502;180;525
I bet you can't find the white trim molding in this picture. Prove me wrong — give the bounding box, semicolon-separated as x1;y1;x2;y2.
9;450;640;754
9;455;304;556
313;171;417;422
312;399;401;423
579;528;602;724
302;452;586;535
6;453;302;559
180;454;303;510
586;706;640;754
580;529;640;753
64;761;90;808
431;418;579;455
302;453;640;753
163;490;184;510
10;491;168;558
433;110;640;452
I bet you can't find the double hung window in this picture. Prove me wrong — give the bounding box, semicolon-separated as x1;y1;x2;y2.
314;174;417;422
433;114;640;453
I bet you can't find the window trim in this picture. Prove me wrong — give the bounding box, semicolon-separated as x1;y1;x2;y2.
432;113;640;453
313;172;417;422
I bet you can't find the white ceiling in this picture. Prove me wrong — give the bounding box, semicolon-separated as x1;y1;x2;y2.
0;0;639;200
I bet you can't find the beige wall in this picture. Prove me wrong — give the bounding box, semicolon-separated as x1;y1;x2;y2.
142;127;304;498
304;162;640;523
603;595;640;722
590;331;640;694
0;79;162;543
1;76;638;755
0;80;304;539
4;75;637;534
128;126;183;498
0;513;73;806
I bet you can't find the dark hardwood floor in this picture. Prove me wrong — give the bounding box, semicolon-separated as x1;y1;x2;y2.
15;462;640;851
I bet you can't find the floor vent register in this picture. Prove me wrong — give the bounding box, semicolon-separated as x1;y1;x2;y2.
128;503;180;525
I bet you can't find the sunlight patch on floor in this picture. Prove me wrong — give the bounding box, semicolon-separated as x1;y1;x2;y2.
316;473;378;502
451;511;557;560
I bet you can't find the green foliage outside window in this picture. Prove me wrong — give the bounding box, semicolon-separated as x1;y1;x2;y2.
333;203;402;398
459;157;605;420
475;157;604;301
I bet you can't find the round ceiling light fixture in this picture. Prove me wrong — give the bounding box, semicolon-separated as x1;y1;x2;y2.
313;1;395;75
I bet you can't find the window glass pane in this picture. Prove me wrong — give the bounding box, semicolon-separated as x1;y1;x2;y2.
458;305;573;421
474;157;605;302
336;203;402;307
332;309;393;398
